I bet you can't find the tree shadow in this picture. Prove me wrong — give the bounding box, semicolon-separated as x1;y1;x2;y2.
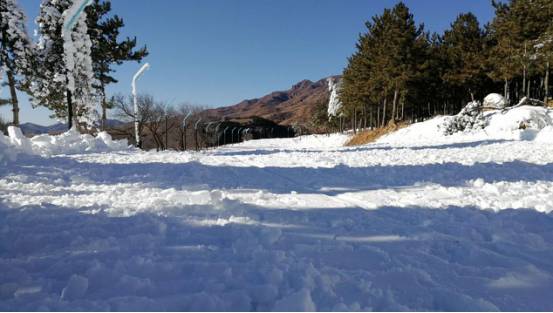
4;154;553;196
212;139;513;157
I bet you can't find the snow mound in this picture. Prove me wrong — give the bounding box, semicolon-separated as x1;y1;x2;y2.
1;126;131;158
379;105;553;145
0;133;18;165
483;93;506;109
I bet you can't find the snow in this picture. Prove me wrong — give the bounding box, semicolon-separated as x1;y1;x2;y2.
0;126;131;159
32;0;98;127
483;93;506;109
327;77;342;118
381;105;553;145
2;107;553;310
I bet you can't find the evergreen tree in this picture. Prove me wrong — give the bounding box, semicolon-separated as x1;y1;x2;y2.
0;0;34;126
489;0;553;101
342;2;427;127
31;0;98;129
85;0;148;130
442;13;488;103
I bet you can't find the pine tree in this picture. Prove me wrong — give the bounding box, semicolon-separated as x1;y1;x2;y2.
489;0;553;101
340;2;428;128
442;13;488;103
31;0;99;129
85;0;148;130
0;0;34;126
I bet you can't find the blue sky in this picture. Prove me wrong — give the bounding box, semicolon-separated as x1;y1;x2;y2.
1;0;496;125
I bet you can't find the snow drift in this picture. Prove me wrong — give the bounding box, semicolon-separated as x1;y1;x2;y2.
379;105;553;145
0;126;131;162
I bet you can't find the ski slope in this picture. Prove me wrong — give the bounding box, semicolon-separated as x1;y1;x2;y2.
1;107;553;310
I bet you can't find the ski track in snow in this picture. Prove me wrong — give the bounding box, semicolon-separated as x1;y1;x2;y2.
1;133;553;310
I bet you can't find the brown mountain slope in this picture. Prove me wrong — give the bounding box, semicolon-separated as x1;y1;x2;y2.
205;76;337;125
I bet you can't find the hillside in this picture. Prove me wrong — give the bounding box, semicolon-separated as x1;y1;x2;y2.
205;76;337;125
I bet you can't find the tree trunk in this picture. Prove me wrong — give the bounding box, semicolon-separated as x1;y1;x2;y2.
523;66;527;97
527;79;531;98
377;105;380;128
101;100;107;131
504;79;509;104
381;97;387;127
6;70;19;126
352;108;357;134
400;92;405;120
391;88;398;123
545;61;550;104
362;105;367;129
66;89;73;130
100;81;107;131
164;116;168;150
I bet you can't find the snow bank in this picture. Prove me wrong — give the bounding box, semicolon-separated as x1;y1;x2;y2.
0;133;17;165
379;105;553;145
0;126;131;158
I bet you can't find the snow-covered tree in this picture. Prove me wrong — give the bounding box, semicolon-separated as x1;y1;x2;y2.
85;0;148;130
0;0;34;126
327;77;343;120
31;0;99;129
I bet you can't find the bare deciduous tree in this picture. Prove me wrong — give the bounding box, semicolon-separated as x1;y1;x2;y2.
174;103;206;151
112;93;154;147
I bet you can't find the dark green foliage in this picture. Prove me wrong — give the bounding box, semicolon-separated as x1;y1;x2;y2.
442;13;489;101
85;0;149;129
340;0;553;129
341;2;428;128
310;97;338;133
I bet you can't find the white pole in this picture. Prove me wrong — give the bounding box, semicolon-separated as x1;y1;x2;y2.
132;63;150;147
183;111;192;128
63;0;93;32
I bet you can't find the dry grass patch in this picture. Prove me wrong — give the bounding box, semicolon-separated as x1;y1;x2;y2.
345;121;408;146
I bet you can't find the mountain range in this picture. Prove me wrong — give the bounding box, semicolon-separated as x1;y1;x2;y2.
19;75;336;134
20;119;124;135
206;76;336;125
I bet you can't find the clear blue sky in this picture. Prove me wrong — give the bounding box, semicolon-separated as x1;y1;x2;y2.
1;0;495;125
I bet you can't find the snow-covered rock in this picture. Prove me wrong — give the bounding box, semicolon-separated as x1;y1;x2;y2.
483;93;506;109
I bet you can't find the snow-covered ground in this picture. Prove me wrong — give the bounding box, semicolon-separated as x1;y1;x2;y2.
1;106;553;311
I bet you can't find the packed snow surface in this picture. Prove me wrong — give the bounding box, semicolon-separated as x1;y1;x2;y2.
2;107;553;311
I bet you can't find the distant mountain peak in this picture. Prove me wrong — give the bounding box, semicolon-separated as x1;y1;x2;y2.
206;75;339;125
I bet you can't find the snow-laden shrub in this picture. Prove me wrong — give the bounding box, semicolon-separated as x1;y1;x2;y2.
440;101;487;135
